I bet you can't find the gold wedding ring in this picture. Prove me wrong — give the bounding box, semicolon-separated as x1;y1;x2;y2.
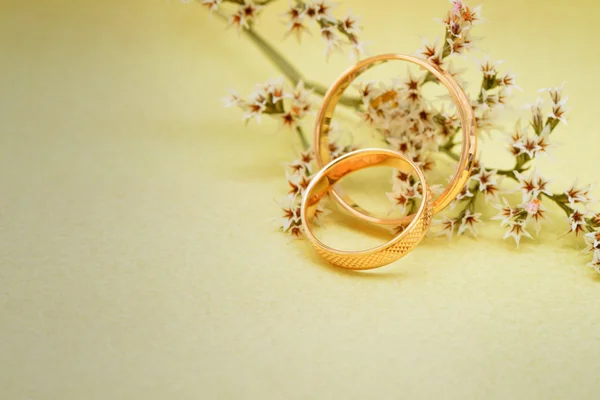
314;54;477;226
301;54;476;270
301;148;433;270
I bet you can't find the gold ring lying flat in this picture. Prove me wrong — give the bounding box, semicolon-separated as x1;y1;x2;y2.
301;148;433;270
313;53;477;226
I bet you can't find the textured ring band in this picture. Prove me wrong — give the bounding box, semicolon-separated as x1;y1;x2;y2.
313;53;476;226
301;148;433;270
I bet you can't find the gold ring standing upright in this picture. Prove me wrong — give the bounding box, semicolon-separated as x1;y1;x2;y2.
313;54;477;226
301;148;433;270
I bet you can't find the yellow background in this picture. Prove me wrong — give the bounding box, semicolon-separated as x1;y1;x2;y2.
1;0;600;398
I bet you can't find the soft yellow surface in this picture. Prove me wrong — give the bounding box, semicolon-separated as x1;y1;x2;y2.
1;0;600;399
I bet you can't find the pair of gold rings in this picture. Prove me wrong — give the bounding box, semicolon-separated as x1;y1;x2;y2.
300;54;477;270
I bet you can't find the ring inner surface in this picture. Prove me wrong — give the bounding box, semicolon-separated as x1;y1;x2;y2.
304;151;429;254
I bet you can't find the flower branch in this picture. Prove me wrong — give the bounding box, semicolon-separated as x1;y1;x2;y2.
191;0;600;273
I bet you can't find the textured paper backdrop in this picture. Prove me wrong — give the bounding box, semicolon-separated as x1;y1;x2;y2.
1;0;600;398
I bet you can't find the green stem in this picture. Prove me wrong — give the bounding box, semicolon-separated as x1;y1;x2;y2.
496;169;517;179
541;192;573;216
439;140;460;160
296;126;309;150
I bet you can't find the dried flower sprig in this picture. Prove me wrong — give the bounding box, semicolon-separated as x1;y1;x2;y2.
197;0;364;107
283;1;367;59
224;78;314;148
190;0;600;273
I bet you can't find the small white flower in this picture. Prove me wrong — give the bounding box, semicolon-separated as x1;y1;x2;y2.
404;181;423;199
564;181;594;205
201;0;222;12
503;219;533;248
470;166;493;190
349;37;368;60
311;202;331;227
417;38;442;66
528;96;545;133
240;0;262;21
434;216;457;240
507;122;526;156
523;198;546;234
340;10;361;35
223;90;245;108
296;149;314;170
514;169;551;203
587;250;600;274
228;1;263;33
457;209;482;237
279;198;302;231
280;111;298;130
284;16;309;42
479;89;497;111
491;198;518;226
447;33;473;56
242;101;266;123
386;192;409;215
524;198;539;214
514;126;552;158
229;9;249;32
567;209;588;236
286;170;311;199
471;167;503;203
584;231;600;254
473;105;501;132
451;0;464;15
539;83;566;105
386;182;421;214
313;0;337;22
354;81;376;99
287;150;314;176
282;4;304;21
392;169;411;189
320;26;342;59
497;70;522;94
267;78;288;104
450;185;474;210
292;80;312;103
478;56;503;78
549;99;569;125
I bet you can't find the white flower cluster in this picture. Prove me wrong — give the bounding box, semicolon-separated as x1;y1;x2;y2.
283;1;367;59
189;0;367;59
472;57;520;133
278;149;332;239
584;225;600;273
356;76;441;174
489;85;572;247
197;0;263;32
421;0;481;66
386;170;423;216
224;79;313;130
277;122;359;238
